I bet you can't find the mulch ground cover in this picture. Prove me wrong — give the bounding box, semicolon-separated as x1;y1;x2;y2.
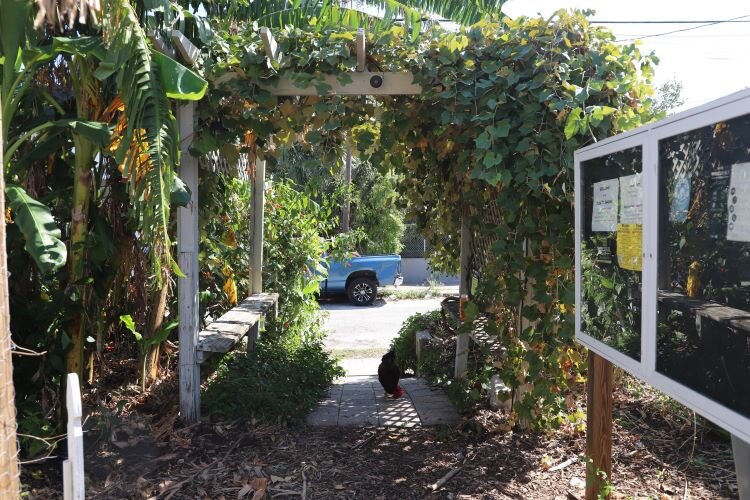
23;374;739;499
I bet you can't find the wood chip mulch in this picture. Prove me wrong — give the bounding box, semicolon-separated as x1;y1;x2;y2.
23;375;740;499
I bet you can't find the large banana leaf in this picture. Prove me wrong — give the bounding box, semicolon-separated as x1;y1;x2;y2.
150;50;207;100
97;0;190;281
5;184;67;273
24;36;207;101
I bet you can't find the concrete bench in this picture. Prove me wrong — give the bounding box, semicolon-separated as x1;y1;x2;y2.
440;296;505;357
196;292;279;364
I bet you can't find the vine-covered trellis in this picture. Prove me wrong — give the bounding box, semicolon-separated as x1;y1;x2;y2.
188;11;660;431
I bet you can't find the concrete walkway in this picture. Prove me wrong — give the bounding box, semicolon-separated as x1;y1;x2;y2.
306;376;459;428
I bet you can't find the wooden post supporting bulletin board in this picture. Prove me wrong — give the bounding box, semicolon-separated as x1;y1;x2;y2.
586;352;613;500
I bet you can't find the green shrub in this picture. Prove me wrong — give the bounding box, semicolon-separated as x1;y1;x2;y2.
389;310;445;374
203;337;344;423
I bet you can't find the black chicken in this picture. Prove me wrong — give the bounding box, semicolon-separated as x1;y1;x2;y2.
377;350;404;399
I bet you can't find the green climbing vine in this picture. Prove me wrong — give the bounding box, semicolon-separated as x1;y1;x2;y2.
196;10;659;428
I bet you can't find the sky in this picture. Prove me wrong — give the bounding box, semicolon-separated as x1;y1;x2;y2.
502;0;750;110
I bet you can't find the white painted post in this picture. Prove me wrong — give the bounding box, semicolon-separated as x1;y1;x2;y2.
250;159;266;295
63;373;84;500
732;434;750;500
177;103;201;423
454;206;471;378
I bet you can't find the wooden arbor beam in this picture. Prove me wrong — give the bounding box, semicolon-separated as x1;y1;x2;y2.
214;71;421;96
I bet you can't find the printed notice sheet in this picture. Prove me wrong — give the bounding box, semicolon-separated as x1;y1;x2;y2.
727;163;750;242
619;174;643;225
617;224;642;271
592;178;618;232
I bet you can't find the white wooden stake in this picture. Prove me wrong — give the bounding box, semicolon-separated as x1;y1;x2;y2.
63;373;84;500
250;159;266;295
177;103;201;423
260;27;279;62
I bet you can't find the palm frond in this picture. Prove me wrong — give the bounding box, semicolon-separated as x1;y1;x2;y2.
191;0;505;33
98;0;179;283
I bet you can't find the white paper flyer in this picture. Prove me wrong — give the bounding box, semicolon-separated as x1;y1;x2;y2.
619;173;643;225
727;162;750;242
591;178;619;232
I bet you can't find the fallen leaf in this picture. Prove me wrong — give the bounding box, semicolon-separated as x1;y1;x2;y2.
540;455;553;471
251;477;269;500
237;484;253;498
569;476;586;490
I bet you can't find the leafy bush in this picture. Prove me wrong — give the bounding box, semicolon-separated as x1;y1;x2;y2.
351;168;405;255
263;180;358;343
389;310;446;374
203;337;344;423
198;173;252;321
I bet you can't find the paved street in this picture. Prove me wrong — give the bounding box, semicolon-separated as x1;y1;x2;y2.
321;297;444;354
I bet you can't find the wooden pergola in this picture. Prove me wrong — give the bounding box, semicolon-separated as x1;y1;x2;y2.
162;27;475;424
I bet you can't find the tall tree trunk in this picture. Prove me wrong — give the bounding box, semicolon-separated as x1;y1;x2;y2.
0;96;21;497
65;56;99;377
66;133;94;377
143;278;169;387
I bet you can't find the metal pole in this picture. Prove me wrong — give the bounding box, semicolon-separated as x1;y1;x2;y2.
251;159;265;295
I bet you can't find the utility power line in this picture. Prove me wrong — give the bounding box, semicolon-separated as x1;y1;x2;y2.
592;20;750;24
614;14;750;42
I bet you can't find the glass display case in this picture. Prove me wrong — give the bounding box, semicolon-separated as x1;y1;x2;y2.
575;89;750;443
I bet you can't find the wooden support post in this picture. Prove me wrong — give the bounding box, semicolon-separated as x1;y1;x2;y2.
342;139;352;232
250;159;265;295
177;103;201;423
356;29;366;72
586;351;613;500
454;205;471;379
247;322;260;354
0;96;21;499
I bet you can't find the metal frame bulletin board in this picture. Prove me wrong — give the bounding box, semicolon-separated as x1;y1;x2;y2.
575;88;750;446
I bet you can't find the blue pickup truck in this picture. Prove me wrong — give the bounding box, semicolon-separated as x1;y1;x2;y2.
322;254;403;306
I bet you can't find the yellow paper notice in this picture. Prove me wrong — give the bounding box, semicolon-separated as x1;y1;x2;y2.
617;224;642;271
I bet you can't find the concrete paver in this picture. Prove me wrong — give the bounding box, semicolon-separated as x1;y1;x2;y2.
307;375;458;427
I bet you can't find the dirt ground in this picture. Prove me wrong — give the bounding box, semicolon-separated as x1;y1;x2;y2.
22;373;739;500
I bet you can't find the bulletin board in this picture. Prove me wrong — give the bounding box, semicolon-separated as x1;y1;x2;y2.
575;89;750;444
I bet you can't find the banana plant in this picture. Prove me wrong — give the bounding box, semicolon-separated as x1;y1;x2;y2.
120;314;178;391
1;0;69;274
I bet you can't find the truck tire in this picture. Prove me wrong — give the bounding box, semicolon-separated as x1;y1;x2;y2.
347;277;378;306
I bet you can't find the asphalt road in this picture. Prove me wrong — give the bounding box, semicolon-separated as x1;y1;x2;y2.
321;297;443;355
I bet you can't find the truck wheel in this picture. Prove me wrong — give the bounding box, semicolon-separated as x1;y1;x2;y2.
347;277;377;306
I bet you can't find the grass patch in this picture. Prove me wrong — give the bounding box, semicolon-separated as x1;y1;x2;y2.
330;347;385;359
203;337;344;424
379;283;457;301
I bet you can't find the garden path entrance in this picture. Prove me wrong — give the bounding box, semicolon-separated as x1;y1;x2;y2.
306;375;458;427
